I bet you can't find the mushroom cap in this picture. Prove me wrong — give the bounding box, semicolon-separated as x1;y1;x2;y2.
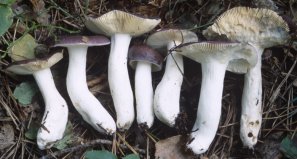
175;41;258;68
128;44;164;72
146;29;198;52
203;7;289;48
53;35;110;47
5;52;63;75
85;10;161;37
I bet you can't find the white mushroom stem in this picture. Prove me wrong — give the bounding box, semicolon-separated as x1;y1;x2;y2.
66;46;116;134
154;41;183;127
240;47;263;148
34;68;68;150
109;34;134;130
187;60;226;154
135;61;154;127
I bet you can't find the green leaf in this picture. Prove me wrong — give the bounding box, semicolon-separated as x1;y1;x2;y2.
84;150;117;159
63;121;74;136
25;122;39;140
0;5;13;36
53;122;74;150
13;82;39;106
280;135;297;159
122;154;140;159
8;34;38;61
53;134;72;150
0;0;16;5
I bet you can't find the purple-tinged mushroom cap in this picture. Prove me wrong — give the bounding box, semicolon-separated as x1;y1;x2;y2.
53;35;110;47
128;44;164;72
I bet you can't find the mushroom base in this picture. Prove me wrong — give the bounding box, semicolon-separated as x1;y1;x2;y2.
108;34;134;130
240;57;262;148
66;46;116;134
154;42;184;127
33;68;68;150
187;61;226;154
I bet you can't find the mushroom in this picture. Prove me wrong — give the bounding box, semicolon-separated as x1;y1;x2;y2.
174;41;257;154
146;29;198;127
53;36;116;134
5;52;68;150
85;10;161;130
128;44;163;128
203;7;289;147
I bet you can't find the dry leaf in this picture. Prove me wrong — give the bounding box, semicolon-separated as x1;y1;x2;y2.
0;124;15;150
258;132;283;159
30;0;50;24
149;0;168;8
131;5;159;17
155;135;194;159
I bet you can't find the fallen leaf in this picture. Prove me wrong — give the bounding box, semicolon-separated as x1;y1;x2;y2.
148;0;168;8
25;122;39;140
131;5;159;17
53;122;74;150
53;134;72;150
280;135;297;159
0;0;16;5
13;81;39;106
9;34;38;61
0;124;15;150
30;0;50;25
0;5;13;36
155;135;194;159
84;150;117;159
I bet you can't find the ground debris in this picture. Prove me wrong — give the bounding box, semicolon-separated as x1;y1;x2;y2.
155;135;195;159
258;132;283;159
0;123;15;150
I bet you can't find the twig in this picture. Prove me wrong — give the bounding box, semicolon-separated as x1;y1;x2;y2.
168;41;192;87
39;138;146;159
268;58;297;104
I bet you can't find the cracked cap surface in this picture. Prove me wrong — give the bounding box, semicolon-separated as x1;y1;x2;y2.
203;7;289;48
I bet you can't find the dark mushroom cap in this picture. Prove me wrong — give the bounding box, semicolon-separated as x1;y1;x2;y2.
53;35;110;47
5;52;63;75
128;44;163;72
85;10;161;37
